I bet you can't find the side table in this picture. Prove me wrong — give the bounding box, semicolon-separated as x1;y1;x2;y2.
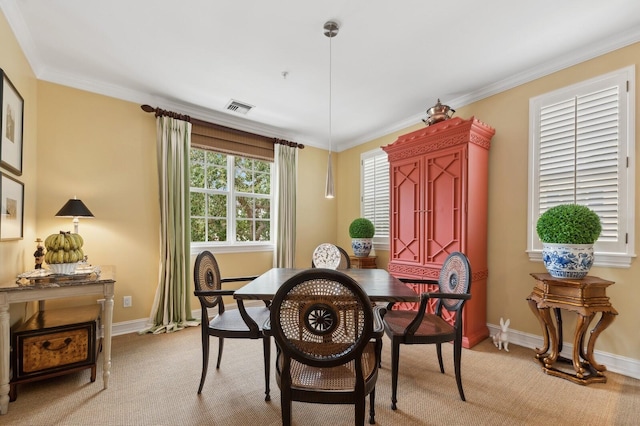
526;273;617;385
349;256;377;269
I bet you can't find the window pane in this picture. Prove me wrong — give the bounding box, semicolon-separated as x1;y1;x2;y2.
208;194;227;217
190;150;205;188
206;152;227;190
191;218;205;242
207;219;226;241
256;198;270;219
191;192;205;216
256;220;270;241
236;219;252;241
236;196;254;219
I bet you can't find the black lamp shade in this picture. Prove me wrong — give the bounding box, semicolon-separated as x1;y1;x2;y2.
55;199;94;218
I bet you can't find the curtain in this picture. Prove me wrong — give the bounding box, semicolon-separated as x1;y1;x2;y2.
273;143;297;267
143;116;198;334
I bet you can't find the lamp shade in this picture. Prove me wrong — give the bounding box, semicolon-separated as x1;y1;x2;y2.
55;199;94;218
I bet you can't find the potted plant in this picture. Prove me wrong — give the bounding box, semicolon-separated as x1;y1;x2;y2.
349;217;375;257
536;204;602;279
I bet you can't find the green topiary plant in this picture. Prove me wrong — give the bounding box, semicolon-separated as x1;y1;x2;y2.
349;218;375;238
536;204;602;244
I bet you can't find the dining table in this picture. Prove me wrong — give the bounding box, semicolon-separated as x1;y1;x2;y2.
233;267;419;303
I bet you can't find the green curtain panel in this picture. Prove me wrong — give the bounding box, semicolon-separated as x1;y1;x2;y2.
274;143;297;268
144;116;198;333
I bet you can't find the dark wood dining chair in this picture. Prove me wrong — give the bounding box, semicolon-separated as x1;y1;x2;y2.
193;251;271;400
267;268;384;425
311;243;351;269
383;251;472;409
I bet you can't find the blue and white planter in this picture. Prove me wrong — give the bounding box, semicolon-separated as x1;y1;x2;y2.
351;238;373;257
541;243;594;279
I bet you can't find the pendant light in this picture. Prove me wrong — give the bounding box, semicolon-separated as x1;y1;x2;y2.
324;20;339;199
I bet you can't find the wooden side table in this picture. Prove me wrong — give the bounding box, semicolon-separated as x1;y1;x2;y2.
349;256;377;269
526;273;617;385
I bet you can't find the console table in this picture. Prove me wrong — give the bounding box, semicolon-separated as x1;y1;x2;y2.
0;266;115;414
526;273;617;385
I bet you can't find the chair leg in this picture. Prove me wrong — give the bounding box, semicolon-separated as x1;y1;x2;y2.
436;342;445;374
390;340;400;410
216;337;224;369
355;396;366;425
454;338;466;401
263;336;271;401
281;390;292;426
198;333;210;394
368;387;376;424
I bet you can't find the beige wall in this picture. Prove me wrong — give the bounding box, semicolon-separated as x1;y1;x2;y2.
337;42;640;361
0;11;38;324
2;8;639;363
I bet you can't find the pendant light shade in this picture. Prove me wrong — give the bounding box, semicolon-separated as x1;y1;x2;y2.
324;20;339;199
325;152;334;198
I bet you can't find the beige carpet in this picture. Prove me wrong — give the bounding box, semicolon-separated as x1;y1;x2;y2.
3;325;639;425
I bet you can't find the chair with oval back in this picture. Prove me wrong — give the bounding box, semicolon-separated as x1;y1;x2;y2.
267;268;384;425
193;251;271;400
311;243;352;269
382;251;472;409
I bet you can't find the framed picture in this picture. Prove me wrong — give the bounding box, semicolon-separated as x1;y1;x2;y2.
0;69;24;176
1;172;24;240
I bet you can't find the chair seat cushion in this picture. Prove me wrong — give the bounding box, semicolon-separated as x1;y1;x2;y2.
280;341;378;391
384;310;455;342
209;306;270;332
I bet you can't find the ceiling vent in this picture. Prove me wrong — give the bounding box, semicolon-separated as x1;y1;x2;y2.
225;100;254;115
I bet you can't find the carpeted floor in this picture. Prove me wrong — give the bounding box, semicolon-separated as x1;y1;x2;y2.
3;325;639;425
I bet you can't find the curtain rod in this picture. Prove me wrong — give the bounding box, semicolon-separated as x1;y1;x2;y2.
140;104;304;149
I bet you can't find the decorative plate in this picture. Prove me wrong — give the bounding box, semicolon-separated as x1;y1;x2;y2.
312;243;341;269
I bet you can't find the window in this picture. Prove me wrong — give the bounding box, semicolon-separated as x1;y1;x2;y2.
527;66;635;267
190;147;272;251
361;148;390;250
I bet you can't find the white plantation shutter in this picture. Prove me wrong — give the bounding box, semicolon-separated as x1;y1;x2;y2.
529;66;635;266
361;149;390;248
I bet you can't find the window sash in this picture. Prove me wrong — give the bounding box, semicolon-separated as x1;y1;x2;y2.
361;149;390;250
528;66;635;267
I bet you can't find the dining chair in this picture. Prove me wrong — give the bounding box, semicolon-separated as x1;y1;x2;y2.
311;243;351;269
193;250;271;400
267;268;384;425
382;251;472;409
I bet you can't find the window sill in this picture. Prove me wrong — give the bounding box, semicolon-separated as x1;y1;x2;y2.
191;243;274;255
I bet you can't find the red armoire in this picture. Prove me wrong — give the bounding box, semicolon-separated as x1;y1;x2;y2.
382;116;495;348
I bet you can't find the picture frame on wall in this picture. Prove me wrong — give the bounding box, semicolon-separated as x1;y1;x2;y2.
0;69;24;176
1;172;24;241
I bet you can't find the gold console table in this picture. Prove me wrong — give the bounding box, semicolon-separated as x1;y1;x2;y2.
526;273;617;385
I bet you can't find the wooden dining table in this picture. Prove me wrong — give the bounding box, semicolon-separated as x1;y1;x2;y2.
233;267;419;303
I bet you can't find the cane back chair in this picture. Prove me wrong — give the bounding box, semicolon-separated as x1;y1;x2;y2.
267;268;384;425
383;251;472;409
311;243;351;269
193;251;271;400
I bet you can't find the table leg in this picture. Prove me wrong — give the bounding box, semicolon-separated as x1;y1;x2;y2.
539;307;559;367
585;312;616;373
102;286;114;389
572;314;592;378
527;298;550;357
0;300;9;414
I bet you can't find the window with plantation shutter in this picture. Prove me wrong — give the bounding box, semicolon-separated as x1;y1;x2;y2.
361;148;390;250
528;66;635;267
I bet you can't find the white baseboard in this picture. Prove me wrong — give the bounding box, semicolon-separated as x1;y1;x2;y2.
487;323;640;380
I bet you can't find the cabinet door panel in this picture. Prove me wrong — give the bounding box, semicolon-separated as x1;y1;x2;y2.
390;159;422;264
426;147;465;265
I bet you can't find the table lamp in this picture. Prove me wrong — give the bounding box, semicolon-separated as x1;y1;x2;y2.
55;198;94;234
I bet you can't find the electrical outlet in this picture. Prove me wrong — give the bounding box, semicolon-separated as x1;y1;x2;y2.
123;295;132;308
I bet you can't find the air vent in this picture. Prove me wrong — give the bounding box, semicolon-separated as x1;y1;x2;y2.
225;100;254;115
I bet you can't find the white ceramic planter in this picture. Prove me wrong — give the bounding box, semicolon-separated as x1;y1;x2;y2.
541;243;594;279
351;238;373;257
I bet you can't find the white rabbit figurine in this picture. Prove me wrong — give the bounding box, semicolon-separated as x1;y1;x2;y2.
493;317;510;352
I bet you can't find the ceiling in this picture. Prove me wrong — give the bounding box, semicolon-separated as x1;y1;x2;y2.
2;0;640;151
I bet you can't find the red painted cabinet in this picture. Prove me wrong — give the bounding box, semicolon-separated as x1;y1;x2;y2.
382;116;495;348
